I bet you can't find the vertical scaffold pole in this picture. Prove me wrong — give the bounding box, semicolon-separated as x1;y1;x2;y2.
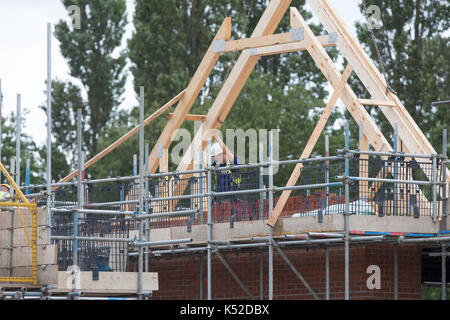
325;247;330;300
199;145;204;224
26;159;30;195
432;153;438;223
144;143;150;272
393;123;398;216
74;108;83;296
9;159;15;198
46;23;52;244
259;140;264;220
344;121;350;300
268;130;274;300
394;244;398;300
444;129;448;298
200;255;204;300
0;78;3;183
442;244;447;300
7;159;14;278
260;251;264;300
138;86;145;299
133;153;137;219
192;143;196;215
442;129;447;231
16;94;21;187
207;139;212;300
325;135;329;210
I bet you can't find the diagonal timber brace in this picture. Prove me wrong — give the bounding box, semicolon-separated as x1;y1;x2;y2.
267;64;354;227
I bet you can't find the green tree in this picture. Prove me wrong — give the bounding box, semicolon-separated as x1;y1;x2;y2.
51;0;128;161
352;0;449;152
88;109;138;178
41;80;85;172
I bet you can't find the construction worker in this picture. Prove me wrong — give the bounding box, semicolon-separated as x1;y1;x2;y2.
0;184;11;201
210;142;241;227
210;143;240;190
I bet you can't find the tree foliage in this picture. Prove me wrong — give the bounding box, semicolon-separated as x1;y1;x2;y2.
51;0;128;160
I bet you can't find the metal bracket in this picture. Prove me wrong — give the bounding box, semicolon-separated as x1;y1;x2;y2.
290;28;304;42
328;32;337;44
140;290;153;300
14;288;25;300
157;144;163;159
67;291;82;300
213;39;226;53
92;264;99;281
41;284;57;300
248;48;258;56
187;216;192;233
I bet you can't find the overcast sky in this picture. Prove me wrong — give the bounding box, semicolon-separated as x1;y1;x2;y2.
0;0;365;147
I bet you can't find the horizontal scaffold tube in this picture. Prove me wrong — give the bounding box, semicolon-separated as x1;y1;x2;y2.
51;236;193;247
51;236;132;242
19;156;344;190
399;236;450;243
336;175;433;186
49;181;345;208
132;209;198;220
277;235;385;246
131;238;193;247
336;149;441;160
51;208;136;215
146;236;386;256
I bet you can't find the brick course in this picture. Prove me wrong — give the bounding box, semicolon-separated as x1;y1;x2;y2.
147;243;422;300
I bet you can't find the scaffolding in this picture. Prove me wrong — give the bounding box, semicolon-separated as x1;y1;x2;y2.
0;122;446;300
1;0;449;300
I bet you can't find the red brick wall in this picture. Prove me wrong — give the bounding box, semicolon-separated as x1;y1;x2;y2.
147;243;422;300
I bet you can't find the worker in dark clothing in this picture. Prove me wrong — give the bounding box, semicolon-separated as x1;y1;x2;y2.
210;143;240;227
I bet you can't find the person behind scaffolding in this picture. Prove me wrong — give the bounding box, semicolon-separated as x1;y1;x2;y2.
0;184;11;201
210;142;241;227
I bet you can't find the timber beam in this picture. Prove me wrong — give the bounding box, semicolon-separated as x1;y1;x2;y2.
214;30;336;55
168;113;206;122
359;99;396;107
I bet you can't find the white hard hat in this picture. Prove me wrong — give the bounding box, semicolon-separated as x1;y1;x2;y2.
210;143;223;157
